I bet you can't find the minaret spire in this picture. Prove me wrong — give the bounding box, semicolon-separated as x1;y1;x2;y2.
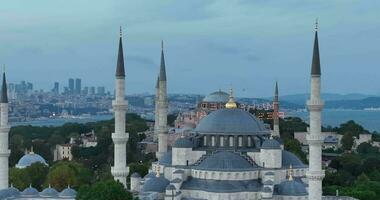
156;41;168;160
311;18;321;76
272;81;280;137
153;75;159;143
116;27;125;78
0;68;10;189
111;28;129;188
307;20;325;200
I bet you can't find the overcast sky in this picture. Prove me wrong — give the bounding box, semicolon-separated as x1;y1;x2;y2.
0;0;379;97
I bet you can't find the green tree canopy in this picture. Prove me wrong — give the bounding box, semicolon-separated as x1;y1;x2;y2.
76;180;133;200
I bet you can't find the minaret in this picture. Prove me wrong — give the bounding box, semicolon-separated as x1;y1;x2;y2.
156;41;168;160
111;27;129;188
0;69;10;189
153;76;159;142
306;20;325;200
272;81;280;137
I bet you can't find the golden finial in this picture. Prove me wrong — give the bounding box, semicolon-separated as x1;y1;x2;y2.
288;164;293;181
315;18;319;31
119;26;122;37
225;88;237;109
156;162;160;177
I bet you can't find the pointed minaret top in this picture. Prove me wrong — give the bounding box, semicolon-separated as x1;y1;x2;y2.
155;76;159;89
1;67;8;103
311;19;321;76
274;81;279;102
159;40;167;81
115;27;125;78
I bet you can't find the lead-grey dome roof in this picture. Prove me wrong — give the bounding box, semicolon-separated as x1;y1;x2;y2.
282;150;306;168
203;91;229;103
141;176;170;193
40;187;59;197
195;151;258;171
173;137;193;148
195;109;269;135
261;138;281;149
59;187;77;198
16;152;48;168
21;186;39;197
274;179;308;196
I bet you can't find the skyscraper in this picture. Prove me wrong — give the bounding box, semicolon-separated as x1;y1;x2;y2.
68;78;74;94
52;82;59;94
75;78;81;94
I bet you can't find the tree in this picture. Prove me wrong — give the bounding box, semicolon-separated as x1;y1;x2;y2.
26;162;49;190
357;142;378;154
46;161;92;191
338;120;367;137
284;138;307;163
9;167;31;190
341;132;354;151
76;180;133;200
128;162;149;178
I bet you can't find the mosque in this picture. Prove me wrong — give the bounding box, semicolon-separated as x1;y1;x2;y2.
0;22;356;200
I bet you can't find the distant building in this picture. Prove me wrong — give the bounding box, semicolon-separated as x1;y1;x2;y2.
52;82;59;94
75;78;81;94
97;86;105;95
89;86;95;95
68;78;75;93
53;144;73;161
294;130;342;150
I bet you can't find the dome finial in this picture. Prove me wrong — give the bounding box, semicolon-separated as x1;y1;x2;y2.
315;18;319;31
156;162;160;177
225;88;237;109
30;146;34;154
288;164;293;181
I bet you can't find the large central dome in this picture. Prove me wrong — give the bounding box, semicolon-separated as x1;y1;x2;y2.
194;108;269;135
203;91;229;103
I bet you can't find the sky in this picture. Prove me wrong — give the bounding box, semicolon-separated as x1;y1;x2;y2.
0;0;379;97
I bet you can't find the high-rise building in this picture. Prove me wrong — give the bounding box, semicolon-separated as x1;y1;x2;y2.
75;78;81;94
83;87;89;95
68;78;74;94
97;86;105;95
89;86;95;95
52;82;59;94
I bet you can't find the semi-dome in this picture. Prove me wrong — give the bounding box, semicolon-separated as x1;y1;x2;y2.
16;152;48;169
282;150;306;168
141;176;170;192
261;138;281;149
40;186;59;197
173;137;193;148
275;179;308;196
195;109;269;135
195;151;258;171
21;186;39;197
203;91;229;103
59;187;77;198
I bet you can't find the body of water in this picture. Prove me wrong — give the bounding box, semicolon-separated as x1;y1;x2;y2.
288;109;380;132
11;115;114;127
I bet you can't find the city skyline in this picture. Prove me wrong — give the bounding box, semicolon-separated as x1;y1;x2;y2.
1;1;380;97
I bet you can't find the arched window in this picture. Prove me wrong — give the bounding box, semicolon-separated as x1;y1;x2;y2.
229;136;234;147
220;136;224;147
203;136;207;146
211;136;215;146
238;136;243;147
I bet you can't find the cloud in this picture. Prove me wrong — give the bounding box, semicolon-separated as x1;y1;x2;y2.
126;55;156;68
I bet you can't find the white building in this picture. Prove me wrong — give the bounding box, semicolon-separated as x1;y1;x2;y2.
53;144;73;161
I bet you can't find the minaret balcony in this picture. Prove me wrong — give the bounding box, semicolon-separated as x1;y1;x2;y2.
306;134;324;144
112;133;129;143
111;166;129;177
0;149;10;156
306;170;325;181
307;99;324;111
0;126;10;133
112;102;128;111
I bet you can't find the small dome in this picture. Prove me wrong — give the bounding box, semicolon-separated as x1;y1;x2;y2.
144;172;156;179
261;138;281;149
263;180;274;185
40;186;59;197
59;187;77;198
166;184;176;190
263;186;272;193
8;185;20;196
131;172;141;178
16;152;48;169
21;186;39;197
173;137;193;148
265;171;275;176
141;176;170;193
173;169;184;174
203;91;229;103
171;178;182;183
158;151;172;166
282;151;306;168
195;151;257;171
195;109;269;136
275;180;308;196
